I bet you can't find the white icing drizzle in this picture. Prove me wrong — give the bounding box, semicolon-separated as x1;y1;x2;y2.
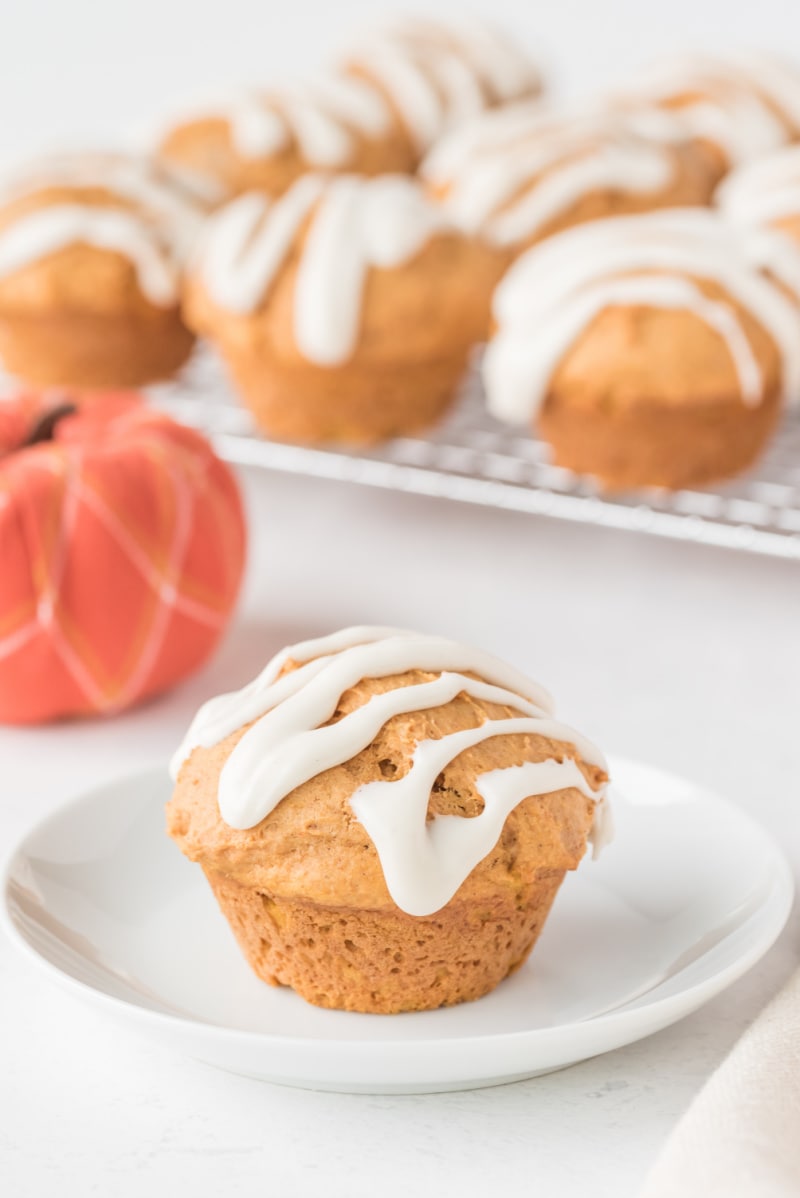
0;204;178;305
198;176;323;312
347;16;540;153
721;51;800;131
351;39;448;152
388;16;541;105
422;100;554;182
198;174;449;365
717;145;800;229
171;627;607;917
484;209;800;423
353;742;598;917
671;97;785;167
0;153;206;303
174;74;394;168
172;626;556;770
0;152;209;259
615;55;791;164
422;106;679;247
1;152;209;220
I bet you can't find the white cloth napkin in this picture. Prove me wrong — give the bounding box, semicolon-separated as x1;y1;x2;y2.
641;967;800;1198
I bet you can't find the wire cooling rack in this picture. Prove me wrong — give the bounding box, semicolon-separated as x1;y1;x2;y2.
153;352;800;562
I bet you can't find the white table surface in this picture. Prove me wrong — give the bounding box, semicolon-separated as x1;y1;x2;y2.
1;464;798;1197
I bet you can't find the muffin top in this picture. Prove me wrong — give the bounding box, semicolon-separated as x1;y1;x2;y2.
612;53;800;172
158;17;541;198
483;208;800;424
421;103;712;253
167;626;610;916
186;172;500;367
0;152;211;315
158;71;416;201
342;15;542;158
717;144;800;244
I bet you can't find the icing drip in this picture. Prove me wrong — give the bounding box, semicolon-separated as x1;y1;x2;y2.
0;152;213;239
0;153;206;303
172;626;556;769
348;16;539;153
615;55;791;164
352;39;447;151
422;101;555;182
484;209;800;423
669;98;785;167
184;75;394;167
353;745;597;916
199;174;449;365
198;176;323;313
307;74;394;139
422;106;677;247
708;51;800;133
387;16;541;106
0;204;178;305
171;627;607;917
210;74;392;167
717;145;800;228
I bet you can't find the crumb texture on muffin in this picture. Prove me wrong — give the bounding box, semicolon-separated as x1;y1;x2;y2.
167;626;610;1013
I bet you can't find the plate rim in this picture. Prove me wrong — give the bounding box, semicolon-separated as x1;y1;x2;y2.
1;757;794;1067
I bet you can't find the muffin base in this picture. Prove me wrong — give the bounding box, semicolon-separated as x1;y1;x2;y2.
204;866;565;1014
222;350;469;445
0;308;195;388
538;389;783;491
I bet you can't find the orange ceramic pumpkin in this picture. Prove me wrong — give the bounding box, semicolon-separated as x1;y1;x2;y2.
0;393;246;723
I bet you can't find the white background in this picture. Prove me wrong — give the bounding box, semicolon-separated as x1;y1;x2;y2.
1;1;799;1196
2;0;800;165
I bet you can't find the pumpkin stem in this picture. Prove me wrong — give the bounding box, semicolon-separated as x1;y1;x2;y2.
23;402;78;447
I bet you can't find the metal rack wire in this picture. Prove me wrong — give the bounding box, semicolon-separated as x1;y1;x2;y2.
153;353;800;562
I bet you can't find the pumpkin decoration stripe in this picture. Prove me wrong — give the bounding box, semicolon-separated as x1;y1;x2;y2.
0;396;246;723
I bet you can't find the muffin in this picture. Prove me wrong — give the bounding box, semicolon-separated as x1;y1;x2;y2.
483;209;800;491
167;626;611;1014
716;144;800;245
158;72;417;202
341;16;543;162
421;103;714;270
185;172;501;444
612;53;800;184
0;152;208;388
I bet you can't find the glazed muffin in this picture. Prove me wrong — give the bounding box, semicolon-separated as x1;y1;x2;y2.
612;53;800;185
0;152;210;388
157;17;541;201
185;172;501;444
158;72;417;202
422;104;714;271
341;16;543;163
167;626;611;1014
483;209;800;491
716;144;800;245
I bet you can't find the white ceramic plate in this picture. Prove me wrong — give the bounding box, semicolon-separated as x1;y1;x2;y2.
2;757;793;1094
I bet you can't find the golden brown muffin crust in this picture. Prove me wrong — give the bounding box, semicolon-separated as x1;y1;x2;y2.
167;666;603;910
548;274;783;410
159;99;417;202
186;221;501;368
